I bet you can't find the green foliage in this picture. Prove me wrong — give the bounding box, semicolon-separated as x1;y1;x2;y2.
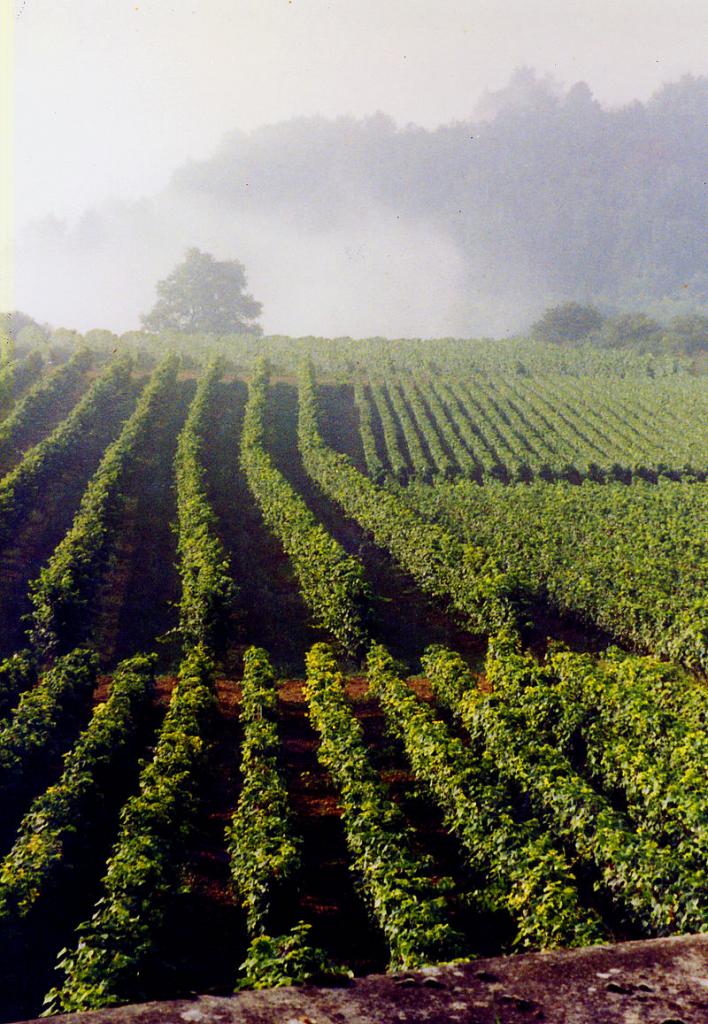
662;314;708;355
369;380;409;482
0;650;36;721
0;349;93;471
403;478;707;670
297;361;518;637
28;355;178;657
365;365;708;484
0;654;154;922
462;633;707;934
516;646;707;875
226;647;348;990
420;644;477;714
49;329;84;354
174;357;235;649
531;303;606;345
353;382;386;483
0;649;98;808
368;643;603;950
226;646;301;936
383;374;434;480
594;313;663;351
0;351;44;420
83;329;119;349
305;642;464;969
400;374;456;479
0;355;134;549
238;922;352;989
57;331;695;382
0;325;699;1014
15;325;50;351
0;311;45;344
532;308;706;357
404;372;478;479
43;646;216;1014
241;361;370;656
141;248;262;335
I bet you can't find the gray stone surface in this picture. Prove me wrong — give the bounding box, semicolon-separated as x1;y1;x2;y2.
16;934;708;1024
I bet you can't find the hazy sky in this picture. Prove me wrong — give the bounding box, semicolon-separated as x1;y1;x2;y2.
11;0;708;232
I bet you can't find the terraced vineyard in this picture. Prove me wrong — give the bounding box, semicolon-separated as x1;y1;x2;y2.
0;340;705;1020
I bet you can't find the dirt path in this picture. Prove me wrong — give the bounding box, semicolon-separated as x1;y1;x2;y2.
265;382;487;673
93;380;193;672
345;677;506;957
0;675;165;1024
160;678;245;998
277;678;388;976
201;381;318;678
0;384;138;659
318;383;368;472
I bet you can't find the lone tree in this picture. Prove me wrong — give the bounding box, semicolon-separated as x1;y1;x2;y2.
141;248;262;334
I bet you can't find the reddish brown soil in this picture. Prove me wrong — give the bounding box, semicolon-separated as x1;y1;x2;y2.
0;373;684;1022
173;669;513;982
275;676;387;975
406;676;435;699
160;676;244;997
91;675;113;703
154;674;178;704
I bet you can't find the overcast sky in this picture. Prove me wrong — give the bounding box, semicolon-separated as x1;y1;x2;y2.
10;0;707;234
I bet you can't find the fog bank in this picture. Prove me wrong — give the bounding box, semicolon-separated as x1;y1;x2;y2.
14;72;708;337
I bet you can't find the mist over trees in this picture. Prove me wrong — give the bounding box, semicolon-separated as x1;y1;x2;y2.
15;71;708;337
531;303;707;354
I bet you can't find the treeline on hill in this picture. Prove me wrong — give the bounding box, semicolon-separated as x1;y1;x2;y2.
2;313;707;377
168;72;708;319
530;303;708;355
17;72;707;339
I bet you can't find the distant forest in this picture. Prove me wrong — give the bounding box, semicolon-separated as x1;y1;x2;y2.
172;71;707;316
16;71;708;335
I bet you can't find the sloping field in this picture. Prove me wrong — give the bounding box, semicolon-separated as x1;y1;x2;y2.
0;339;705;1020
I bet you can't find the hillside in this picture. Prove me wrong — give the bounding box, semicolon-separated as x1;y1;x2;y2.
0;339;704;1020
16;73;708;336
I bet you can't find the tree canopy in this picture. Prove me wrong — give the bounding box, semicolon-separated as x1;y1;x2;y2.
141;248;262;335
531;303;605;345
0;311;48;343
530;303;708;355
